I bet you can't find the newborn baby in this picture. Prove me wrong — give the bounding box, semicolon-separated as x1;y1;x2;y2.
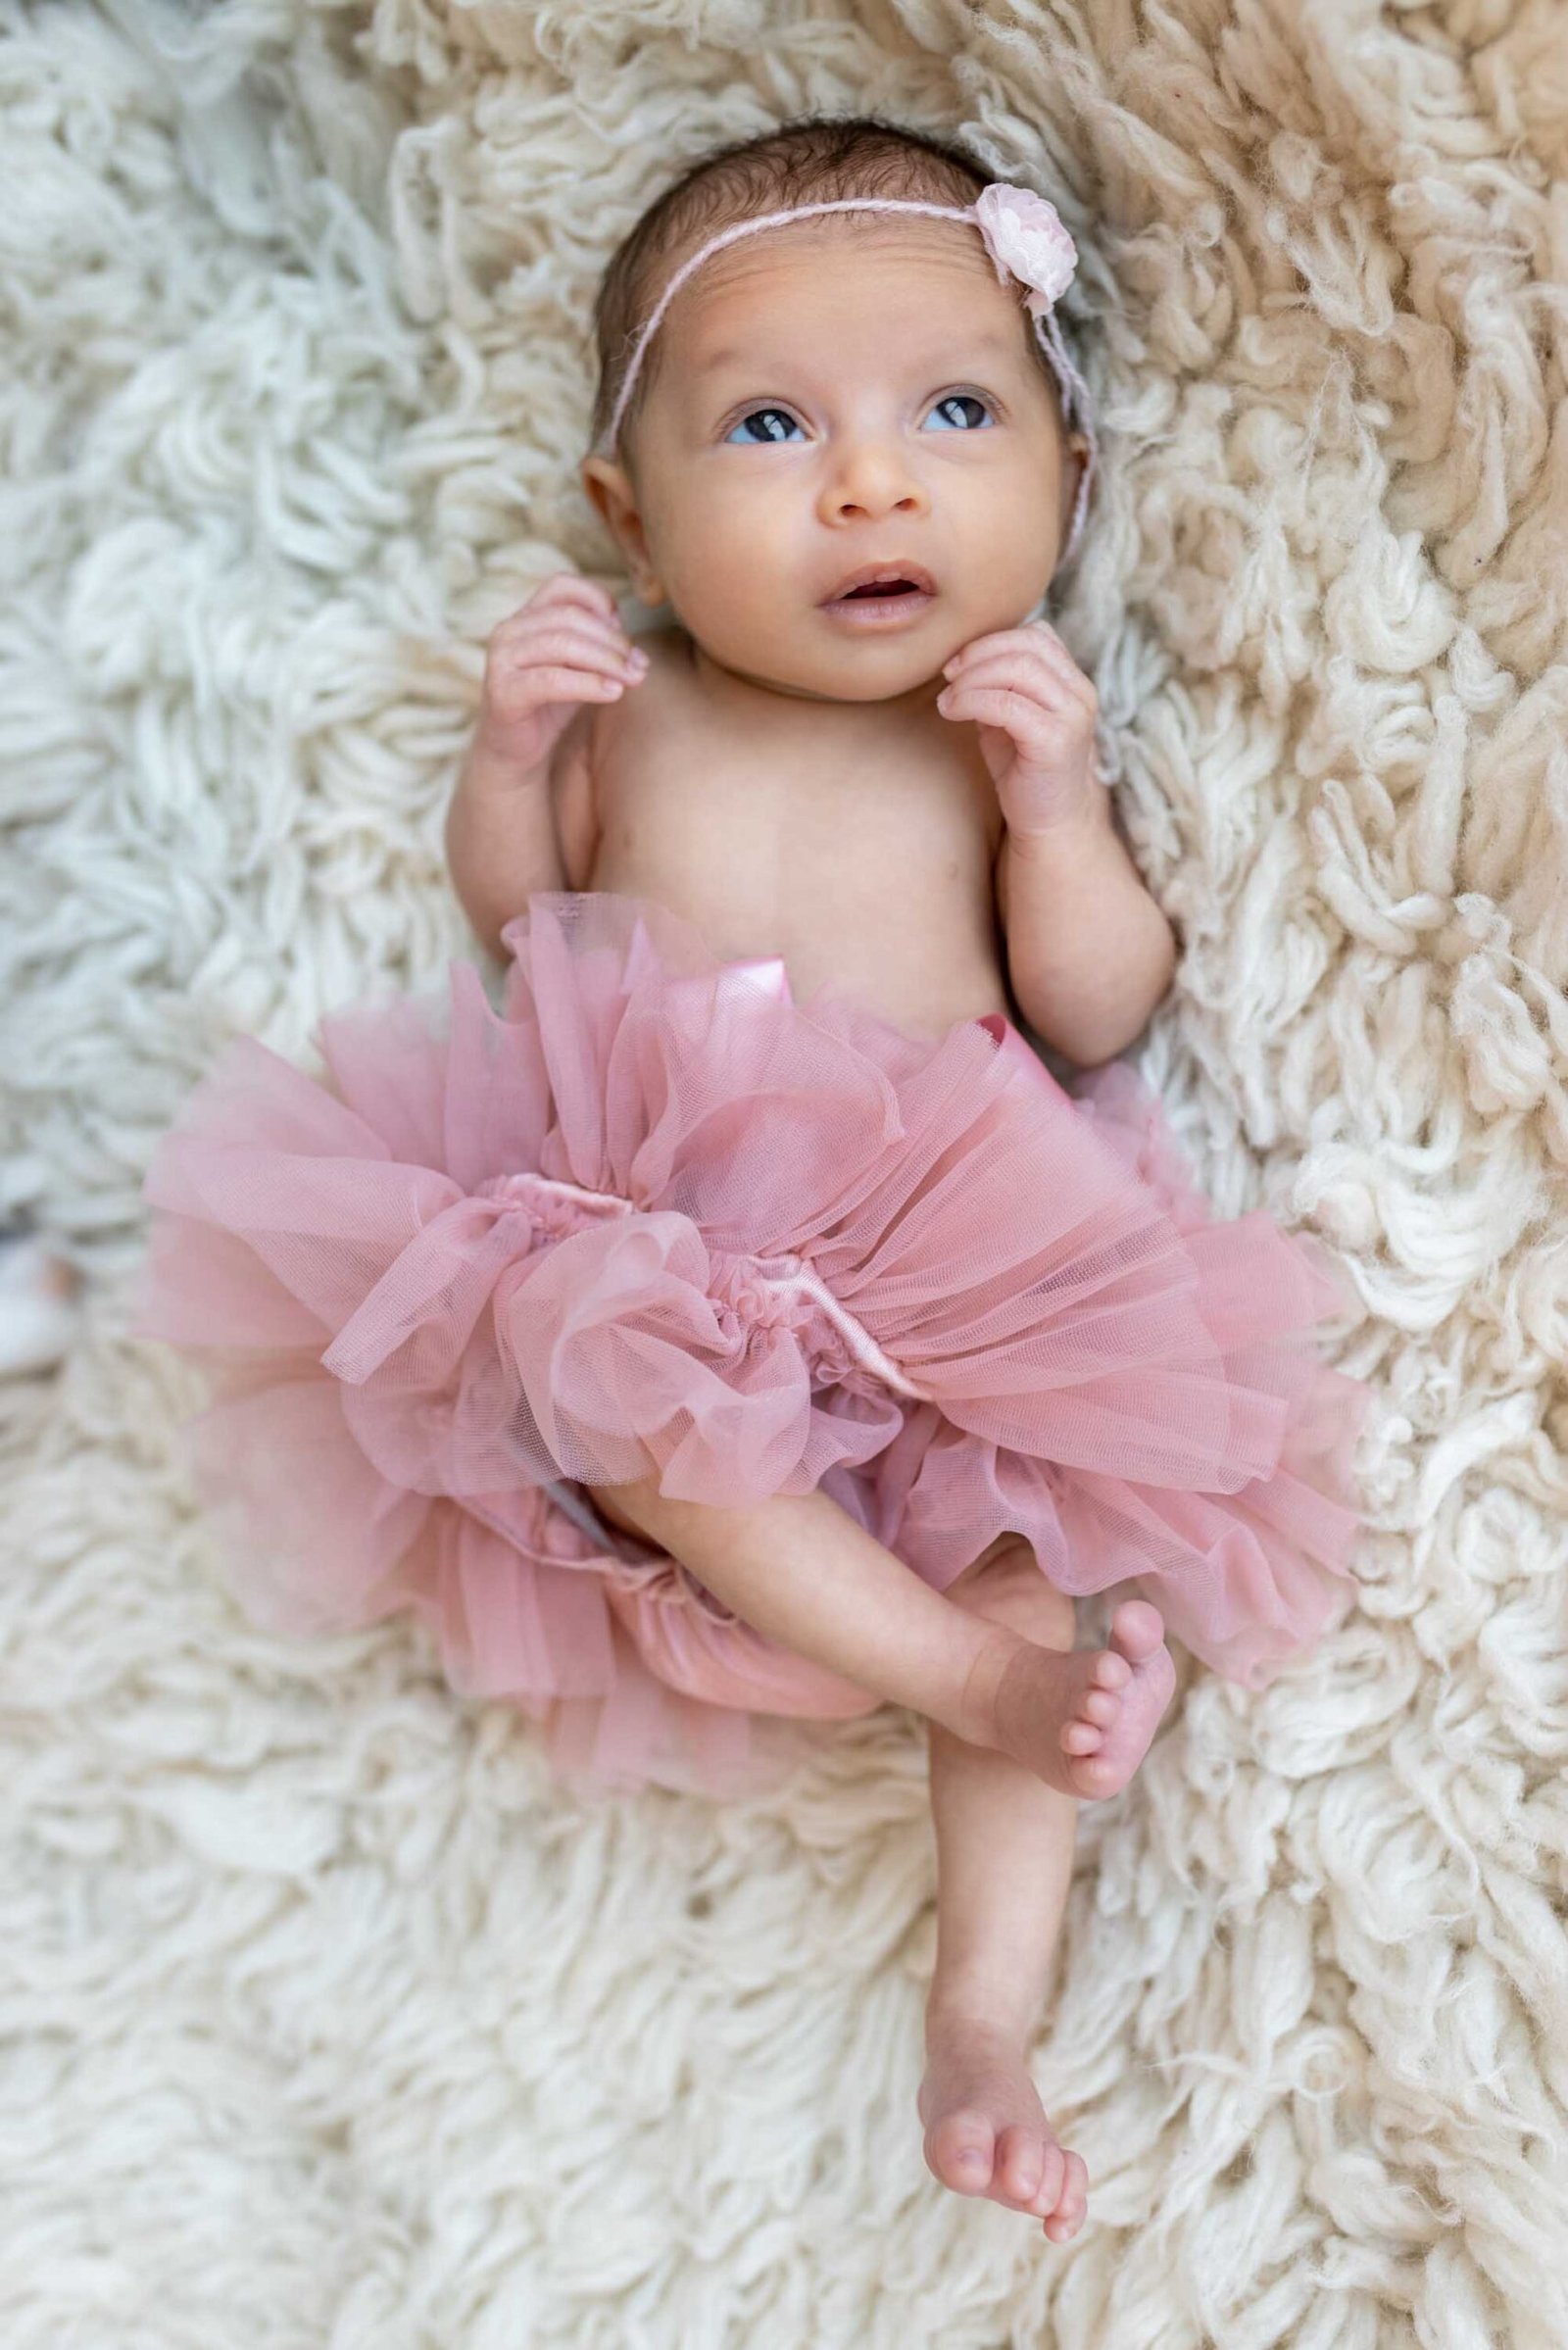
137;115;1367;2248
456;147;1164;1062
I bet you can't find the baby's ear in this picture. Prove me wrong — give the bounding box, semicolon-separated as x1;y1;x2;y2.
580;457;664;606
1058;431;1090;529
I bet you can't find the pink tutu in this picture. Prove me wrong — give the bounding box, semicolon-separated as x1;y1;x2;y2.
132;890;1368;1798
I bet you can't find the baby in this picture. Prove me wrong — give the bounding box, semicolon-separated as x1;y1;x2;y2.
137;115;1366;2250
445;118;1215;2234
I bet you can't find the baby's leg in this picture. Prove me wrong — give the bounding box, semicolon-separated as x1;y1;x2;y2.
595;1475;1175;1799
919;1539;1088;2240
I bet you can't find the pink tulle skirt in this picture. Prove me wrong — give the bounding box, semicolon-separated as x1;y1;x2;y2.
132;890;1368;1798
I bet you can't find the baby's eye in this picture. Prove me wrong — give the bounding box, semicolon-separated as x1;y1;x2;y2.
724;407;805;445
924;393;994;432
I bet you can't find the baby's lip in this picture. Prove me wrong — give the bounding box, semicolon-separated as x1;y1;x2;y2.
819;561;938;604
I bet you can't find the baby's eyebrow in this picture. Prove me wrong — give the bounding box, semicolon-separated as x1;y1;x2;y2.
690;329;1021;380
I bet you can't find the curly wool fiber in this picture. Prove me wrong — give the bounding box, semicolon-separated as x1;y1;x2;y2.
2;1;1566;2344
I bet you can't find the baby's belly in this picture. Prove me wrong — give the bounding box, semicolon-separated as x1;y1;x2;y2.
586;849;1014;1044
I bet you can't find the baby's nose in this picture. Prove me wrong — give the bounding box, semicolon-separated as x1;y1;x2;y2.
819;442;929;523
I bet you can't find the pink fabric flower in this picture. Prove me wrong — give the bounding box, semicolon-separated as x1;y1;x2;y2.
974;182;1078;316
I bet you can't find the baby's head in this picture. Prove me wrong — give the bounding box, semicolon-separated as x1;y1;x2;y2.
579;117;1096;705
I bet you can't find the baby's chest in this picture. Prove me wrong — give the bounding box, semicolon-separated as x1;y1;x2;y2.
583;705;1002;951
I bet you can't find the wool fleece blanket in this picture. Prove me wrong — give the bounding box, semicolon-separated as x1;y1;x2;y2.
3;0;1566;2343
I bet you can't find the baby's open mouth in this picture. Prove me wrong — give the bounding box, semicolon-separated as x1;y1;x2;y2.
820;562;939;608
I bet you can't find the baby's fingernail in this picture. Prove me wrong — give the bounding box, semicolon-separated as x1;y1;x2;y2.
626;649;649;670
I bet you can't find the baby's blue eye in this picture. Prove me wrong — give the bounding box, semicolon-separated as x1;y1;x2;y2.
924;394;993;431
723;393;995;443
725;408;805;445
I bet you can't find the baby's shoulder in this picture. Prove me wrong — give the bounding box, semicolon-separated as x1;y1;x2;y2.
580;621;691;748
549;624;691;888
580;621;692;766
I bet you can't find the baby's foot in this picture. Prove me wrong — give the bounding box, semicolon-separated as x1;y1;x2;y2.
918;2009;1087;2240
985;1600;1176;1799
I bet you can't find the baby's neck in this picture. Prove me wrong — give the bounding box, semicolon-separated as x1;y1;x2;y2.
685;633;945;730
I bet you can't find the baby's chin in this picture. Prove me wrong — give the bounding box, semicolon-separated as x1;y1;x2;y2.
688;621;951;705
715;653;944;706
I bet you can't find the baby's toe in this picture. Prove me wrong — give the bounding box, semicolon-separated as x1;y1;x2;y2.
1090;1648;1131;1691
1060;1718;1102;1755
992;2123;1048;2206
926;2116;996;2194
1042;2149;1090;2239
1080;1685;1121;1727
995;2125;1062;2214
1108;1599;1165;1663
1068;1751;1123;1795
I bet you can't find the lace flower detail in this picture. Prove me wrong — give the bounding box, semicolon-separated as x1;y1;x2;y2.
974;183;1079;317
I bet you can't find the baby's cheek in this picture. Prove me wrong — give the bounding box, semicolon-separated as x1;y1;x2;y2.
668;514;780;633
966;468;1066;597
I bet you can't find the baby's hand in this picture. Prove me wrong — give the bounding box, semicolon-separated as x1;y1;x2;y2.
475;572;649;774
936;619;1104;838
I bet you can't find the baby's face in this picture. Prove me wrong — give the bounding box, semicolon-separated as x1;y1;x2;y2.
582;222;1089;705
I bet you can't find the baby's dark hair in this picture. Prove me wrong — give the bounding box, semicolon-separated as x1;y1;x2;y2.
587;114;1070;466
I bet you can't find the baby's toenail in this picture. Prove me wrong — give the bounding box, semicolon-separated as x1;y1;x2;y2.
957;2148;987;2172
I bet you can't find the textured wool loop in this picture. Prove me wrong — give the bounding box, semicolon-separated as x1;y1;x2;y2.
3;0;1568;2344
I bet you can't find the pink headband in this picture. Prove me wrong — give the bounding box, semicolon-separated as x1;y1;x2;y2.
597;182;1098;565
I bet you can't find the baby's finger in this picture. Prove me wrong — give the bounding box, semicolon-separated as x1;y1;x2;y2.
942;646;1073;702
519;572;619;625
508;662;632;705
1022;625;1097;697
945;636;1086;693
937;682;1063;736
944;621;1059;663
945;660;1091;728
497;621;645;680
946;626;1092;695
496;608;631;666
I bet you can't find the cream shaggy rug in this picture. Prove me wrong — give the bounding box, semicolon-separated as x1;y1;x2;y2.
4;0;1567;2342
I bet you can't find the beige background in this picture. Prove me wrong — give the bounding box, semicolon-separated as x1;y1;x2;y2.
3;0;1566;2341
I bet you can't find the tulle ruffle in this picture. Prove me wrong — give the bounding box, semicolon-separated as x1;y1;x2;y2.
133;890;1367;1796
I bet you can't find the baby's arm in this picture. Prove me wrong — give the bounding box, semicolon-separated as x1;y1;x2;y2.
446;726;566;960
938;618;1176;1066
996;811;1176;1066
445;574;646;957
